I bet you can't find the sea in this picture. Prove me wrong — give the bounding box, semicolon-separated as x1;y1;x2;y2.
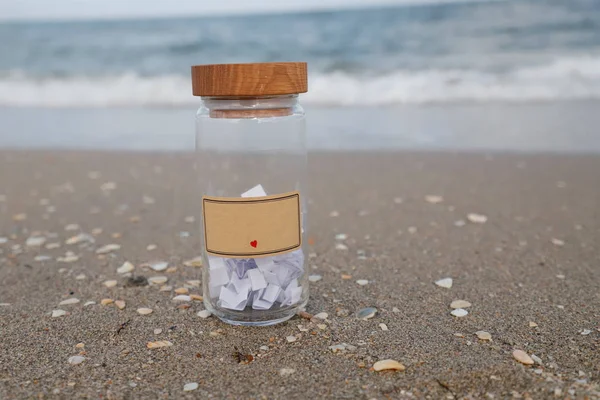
1;0;600;151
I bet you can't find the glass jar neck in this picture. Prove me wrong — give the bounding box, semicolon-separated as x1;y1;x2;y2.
201;95;298;119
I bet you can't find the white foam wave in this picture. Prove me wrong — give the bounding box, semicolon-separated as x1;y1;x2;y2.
2;56;600;107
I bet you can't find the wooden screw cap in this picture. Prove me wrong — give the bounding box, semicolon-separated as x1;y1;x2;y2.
191;62;307;97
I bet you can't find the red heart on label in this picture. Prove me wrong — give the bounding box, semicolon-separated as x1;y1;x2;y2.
250;240;258;248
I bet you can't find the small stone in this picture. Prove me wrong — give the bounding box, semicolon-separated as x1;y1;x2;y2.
34;255;52;262
95;244;120;254
91;228;103;235
279;368;295;377
58;298;80;306
475;331;492;341
372;359;406;372
581;329;592;335
65;233;94;245
13;213;27;221
147;340;172;349
75;343;85;349
146;244;157;251
379;323;389;331
26;236;46;247
52;309;67;318
454;333;465;338
435;278;453;288
392;307;400;313
172;295;191;302
83;301;95;306
115;300;126;310
154;328;162;334
197;310;212;319
137;308;153;315
407;226;417;234
68;356;85;365
356;307;377;320
260;345;269;351
556;274;565;279
149;261;168;271
183;382;198;392
313;312;328;320
450;300;471;309
513;350;534;365
159;285;172;292
531;354;543;365
335;233;348;241
454;220;466;227
467;213;488;223
190;294;203;301
174;288;189;295
46;243;61;249
335;243;348;251
103;280;117;288
451;308;468;317
356;279;369;286
100;299;114;305
58;254;79;263
308;275;322;282
341;274;352;280
183;257;203;267
551;238;565;246
117;261;135;274
425;195;444;204
529;321;538;328
75;274;86;280
148;276;168;285
286;335;297;343
317;324;327;330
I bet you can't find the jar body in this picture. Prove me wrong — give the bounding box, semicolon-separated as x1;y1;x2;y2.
195;95;308;326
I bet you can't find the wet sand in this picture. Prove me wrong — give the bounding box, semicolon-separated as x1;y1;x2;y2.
0;150;599;399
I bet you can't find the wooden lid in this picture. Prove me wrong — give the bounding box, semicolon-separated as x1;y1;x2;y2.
191;62;307;97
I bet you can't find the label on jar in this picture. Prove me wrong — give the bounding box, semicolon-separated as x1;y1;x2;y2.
203;191;301;258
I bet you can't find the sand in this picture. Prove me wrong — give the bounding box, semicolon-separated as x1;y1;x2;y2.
0;150;599;399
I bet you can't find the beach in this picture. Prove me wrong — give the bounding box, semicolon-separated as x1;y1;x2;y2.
1;150;598;399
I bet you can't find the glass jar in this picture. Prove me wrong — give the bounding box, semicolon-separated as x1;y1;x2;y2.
191;62;308;326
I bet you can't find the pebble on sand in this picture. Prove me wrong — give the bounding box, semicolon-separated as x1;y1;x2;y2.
425;195;444;204
174;288;189;295
34;255;52;262
183;383;199;392
529;321;538;327
372;359;406;372
84;301;96;306
467;213;488;223
435;278;453;289
154;328;163;334
58;298;80;306
117;261;135;274
451;309;468;317
279;368;296;377
450;300;471;309
147;340;173;349
115;300;126;310
513;350;534;365
26;236;46;247
379;323;389;331
551;238;565;246
68;356;85;365
581;329;592;335
149;261;168;271
172;295;191;302
148;276;168;285
96;244;121;254
146;244;157;251
308;275;322;282
313;312;328;320
356;279;369;286
58;254;79;263
103;280;118;288
100;299;114;306
137;308;153;315
335;243;348;251
286;335;298;343
183;257;203;267
197;310;212;319
357;307;377;320
475;331;492;341
65;233;94;245
52;309;67;318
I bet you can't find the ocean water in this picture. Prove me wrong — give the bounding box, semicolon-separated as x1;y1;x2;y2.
1;0;600;108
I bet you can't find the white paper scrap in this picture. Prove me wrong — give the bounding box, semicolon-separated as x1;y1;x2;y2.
241;184;267;198
210;265;230;287
247;269;268;291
